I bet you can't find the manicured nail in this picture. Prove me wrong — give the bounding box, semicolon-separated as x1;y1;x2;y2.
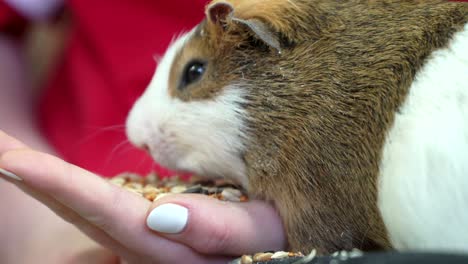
147;203;188;234
0;168;22;181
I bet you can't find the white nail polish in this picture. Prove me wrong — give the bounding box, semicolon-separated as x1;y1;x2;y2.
0;168;22;181
147;203;188;234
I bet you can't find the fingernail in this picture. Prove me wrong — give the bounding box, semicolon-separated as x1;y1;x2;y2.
147;203;188;234
0;168;22;181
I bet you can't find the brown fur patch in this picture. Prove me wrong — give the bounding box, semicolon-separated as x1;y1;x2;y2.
167;0;468;253
206;0;344;44
168;22;241;101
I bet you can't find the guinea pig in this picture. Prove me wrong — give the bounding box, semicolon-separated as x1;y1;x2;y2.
126;0;468;255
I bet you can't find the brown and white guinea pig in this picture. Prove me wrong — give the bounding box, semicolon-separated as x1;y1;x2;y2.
126;0;468;255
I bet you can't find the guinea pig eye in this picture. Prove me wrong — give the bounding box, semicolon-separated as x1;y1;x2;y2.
180;60;206;90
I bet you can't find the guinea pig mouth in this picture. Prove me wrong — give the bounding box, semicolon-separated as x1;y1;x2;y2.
146;143;200;176
147;145;180;172
142;132;249;187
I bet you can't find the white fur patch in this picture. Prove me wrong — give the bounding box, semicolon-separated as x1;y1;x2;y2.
378;23;468;253
126;31;249;188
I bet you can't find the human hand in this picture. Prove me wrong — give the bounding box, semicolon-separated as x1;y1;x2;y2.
0;130;286;263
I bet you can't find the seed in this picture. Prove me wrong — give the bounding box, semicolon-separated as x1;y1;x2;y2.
349;249;364;258
183;185;203;194
301;249;317;263
240;255;253;264
109;177;126;186
209;193;221;200
159;186;171;193
165;181;180;188
145;173;159;184
224;188;242;196
109;173;249;203
339;250;349;261
199;187;213;195
143;186;159;200
155;193;173;200
124;182;143;190
123;173;144;182
143;185;159;194
204;187;219;194
144;192;157;201
229;258;241;264
253;252;273;262
240;195;249;202
126;187;143;195
171;185;187;193
220;188;242;202
271;251;289;259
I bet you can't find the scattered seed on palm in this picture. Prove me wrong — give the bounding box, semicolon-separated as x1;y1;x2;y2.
108;172;249;203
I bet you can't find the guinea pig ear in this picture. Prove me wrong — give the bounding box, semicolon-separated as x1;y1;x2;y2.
231;17;282;53
207;2;234;30
207;1;282;52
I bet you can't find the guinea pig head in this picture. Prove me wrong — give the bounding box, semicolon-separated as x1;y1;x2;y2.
126;0;336;189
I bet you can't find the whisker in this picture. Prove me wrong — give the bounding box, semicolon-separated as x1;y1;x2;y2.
74;124;126;147
115;144;135;157
102;139;131;170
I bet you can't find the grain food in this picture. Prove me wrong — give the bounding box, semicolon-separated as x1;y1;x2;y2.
108;172;249;203
108;173;364;264
231;251;304;264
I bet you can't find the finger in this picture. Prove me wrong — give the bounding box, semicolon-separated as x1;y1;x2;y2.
0;131;131;258
0;148;151;247
4;179;134;261
0;149;230;263
0;132;133;259
146;194;287;256
0;129;28;152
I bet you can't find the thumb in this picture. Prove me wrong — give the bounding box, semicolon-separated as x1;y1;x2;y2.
145;194;287;256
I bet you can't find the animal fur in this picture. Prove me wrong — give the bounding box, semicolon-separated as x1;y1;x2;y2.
127;0;468;254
